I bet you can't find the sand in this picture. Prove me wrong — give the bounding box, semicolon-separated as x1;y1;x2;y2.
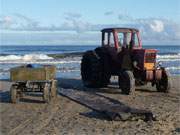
0;76;180;135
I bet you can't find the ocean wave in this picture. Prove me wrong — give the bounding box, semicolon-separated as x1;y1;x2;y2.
157;53;180;62
157;53;180;59
157;59;179;62
166;66;180;70
57;69;80;73
158;52;179;55
0;66;80;73
0;54;53;61
0;52;179;65
0;60;81;64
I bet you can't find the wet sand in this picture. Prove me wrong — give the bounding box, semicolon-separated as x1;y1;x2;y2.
0;76;180;135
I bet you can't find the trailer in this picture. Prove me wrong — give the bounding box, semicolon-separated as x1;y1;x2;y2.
10;64;57;103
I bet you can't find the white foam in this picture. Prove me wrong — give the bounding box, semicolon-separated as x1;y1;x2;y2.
157;53;180;62
157;53;180;59
166;66;180;70
157;59;179;62
0;60;81;64
0;54;53;62
57;69;80;73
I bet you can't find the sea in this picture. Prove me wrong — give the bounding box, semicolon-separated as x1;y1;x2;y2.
0;45;179;79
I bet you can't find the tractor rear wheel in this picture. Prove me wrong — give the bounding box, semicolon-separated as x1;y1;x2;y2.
118;71;135;95
156;69;171;93
81;50;110;88
51;80;57;98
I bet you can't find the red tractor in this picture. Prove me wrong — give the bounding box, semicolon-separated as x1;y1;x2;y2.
81;28;171;94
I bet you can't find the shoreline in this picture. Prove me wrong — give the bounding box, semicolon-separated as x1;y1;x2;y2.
48;52;84;58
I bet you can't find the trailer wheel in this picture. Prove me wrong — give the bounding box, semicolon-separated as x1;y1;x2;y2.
119;71;135;95
10;85;19;103
43;83;50;103
51;80;57;98
156;69;171;93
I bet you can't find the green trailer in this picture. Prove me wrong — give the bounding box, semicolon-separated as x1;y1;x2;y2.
10;64;57;103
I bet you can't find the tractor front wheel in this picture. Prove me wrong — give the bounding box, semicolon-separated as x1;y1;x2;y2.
119;71;135;95
156;69;171;93
43;83;51;103
51;80;57;98
10;84;19;103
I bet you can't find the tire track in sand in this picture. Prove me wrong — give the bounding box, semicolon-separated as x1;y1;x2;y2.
8;97;61;135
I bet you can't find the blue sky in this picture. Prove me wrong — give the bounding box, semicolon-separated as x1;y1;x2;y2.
0;0;180;45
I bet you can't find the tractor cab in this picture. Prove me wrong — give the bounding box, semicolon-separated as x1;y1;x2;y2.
101;28;157;71
101;28;142;50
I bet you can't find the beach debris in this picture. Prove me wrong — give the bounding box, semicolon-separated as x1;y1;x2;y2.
59;89;156;121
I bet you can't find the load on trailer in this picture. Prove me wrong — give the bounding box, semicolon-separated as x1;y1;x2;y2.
81;28;172;94
10;64;57;103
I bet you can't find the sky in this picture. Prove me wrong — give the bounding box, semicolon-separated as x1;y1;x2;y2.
0;0;180;45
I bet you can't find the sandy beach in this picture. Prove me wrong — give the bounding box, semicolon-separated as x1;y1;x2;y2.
0;76;180;135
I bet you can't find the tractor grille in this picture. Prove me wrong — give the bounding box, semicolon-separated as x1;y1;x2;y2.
145;52;156;63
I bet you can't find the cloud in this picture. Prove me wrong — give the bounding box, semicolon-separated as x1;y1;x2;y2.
118;14;130;20
13;13;37;24
150;20;164;32
0;16;14;28
116;16;180;42
1;13;180;45
64;12;82;19
63;12;92;33
0;14;39;31
118;12;133;21
104;11;114;16
0;13;93;33
3;16;12;23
